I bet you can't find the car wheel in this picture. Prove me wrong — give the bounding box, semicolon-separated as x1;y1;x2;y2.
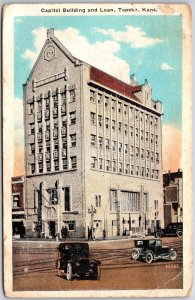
155;231;162;238
131;249;139;260
66;263;73;281
169;250;177;261
176;230;182;237
145;252;153;264
96;265;101;280
57;259;61;276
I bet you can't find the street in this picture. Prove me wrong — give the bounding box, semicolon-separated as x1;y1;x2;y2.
13;237;183;290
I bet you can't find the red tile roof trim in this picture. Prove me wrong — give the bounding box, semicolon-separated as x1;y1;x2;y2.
90;67;142;102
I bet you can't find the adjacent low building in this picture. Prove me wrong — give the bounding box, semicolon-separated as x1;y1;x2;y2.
163;169;183;226
12;176;25;237
23;28;164;239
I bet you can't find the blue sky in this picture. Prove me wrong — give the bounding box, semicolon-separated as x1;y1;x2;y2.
14;15;182;128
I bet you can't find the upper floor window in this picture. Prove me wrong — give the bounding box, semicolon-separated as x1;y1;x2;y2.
105;97;109;109
105;138;110;150
112;140;116;152
45;97;50;109
29;103;34;114
38;101;42;112
119;162;123;173
70;134;76;147
112;100;116;111
47;188;58;205
112;120;116;131
99;158;103;170
136;128;139;138
90;90;95;103
29;123;35;134
97;93;102;105
13;195;20;208
70;111;76;125
70;90;76;102
105;118;109;130
119;142;122;153
124;105;128;115
106;160;111;171
31;144;35;155
91;156;97;169
90;112;96;125
118;122;122;133
124;124;128;136
125;144;128;154
91;134;97;147
118;102;122;113
71;156;77;169
98;115;103;127
99;136;103;149
112;160;116;172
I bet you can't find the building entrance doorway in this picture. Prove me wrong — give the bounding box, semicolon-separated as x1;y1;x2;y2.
49;221;56;238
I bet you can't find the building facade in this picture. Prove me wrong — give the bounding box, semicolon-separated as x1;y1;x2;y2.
163;170;183;226
24;28;164;239
12;176;25;237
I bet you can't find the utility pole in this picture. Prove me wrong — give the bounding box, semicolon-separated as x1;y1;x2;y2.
88;205;96;240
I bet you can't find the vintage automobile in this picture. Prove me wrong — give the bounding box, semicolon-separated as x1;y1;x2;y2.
130;239;178;264
57;242;101;280
154;222;183;238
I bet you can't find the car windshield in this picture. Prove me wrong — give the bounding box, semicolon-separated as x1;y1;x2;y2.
156;240;162;246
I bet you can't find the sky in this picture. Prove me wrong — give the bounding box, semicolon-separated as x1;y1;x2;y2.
14;15;182;175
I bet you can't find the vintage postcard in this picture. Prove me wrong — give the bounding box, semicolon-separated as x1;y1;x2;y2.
2;3;192;298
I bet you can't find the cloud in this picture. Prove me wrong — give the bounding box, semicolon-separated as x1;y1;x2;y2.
95;25;164;48
22;27;130;83
15;18;23;23
162;124;181;172
161;63;174;70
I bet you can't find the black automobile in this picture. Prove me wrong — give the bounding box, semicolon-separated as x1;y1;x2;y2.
130;239;177;264
57;242;101;280
154;222;183;238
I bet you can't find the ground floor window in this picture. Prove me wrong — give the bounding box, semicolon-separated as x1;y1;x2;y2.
64;220;75;231
110;190;118;211
121;191;140;212
64;187;71;211
47;188;58;205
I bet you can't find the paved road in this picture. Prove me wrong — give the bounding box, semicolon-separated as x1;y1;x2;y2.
13;237;183;290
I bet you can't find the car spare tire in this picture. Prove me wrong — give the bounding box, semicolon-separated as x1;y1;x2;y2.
169;250;177;261
131;248;140;260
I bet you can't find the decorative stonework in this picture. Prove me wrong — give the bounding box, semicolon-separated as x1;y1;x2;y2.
44;46;56;61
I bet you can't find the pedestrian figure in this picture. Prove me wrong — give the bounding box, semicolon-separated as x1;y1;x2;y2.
64;226;68;239
103;229;106;240
88;228;92;241
61;226;65;239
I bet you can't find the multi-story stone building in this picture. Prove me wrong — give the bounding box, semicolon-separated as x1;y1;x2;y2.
23;28;164;239
163;169;183;226
12;176;25;237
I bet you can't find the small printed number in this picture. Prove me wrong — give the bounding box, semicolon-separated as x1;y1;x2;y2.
166;264;179;269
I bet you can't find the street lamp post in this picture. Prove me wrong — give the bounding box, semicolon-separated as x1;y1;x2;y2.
88;205;96;240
